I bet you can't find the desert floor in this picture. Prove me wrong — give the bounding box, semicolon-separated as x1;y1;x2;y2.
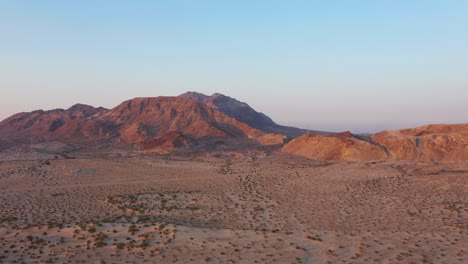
0;152;466;263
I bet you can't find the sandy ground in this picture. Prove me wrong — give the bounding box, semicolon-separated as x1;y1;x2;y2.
0;153;466;263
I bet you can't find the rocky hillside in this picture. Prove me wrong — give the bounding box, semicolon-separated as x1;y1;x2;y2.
282;124;468;163
371;124;468;162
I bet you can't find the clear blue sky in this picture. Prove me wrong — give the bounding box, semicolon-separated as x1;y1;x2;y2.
1;1;467;133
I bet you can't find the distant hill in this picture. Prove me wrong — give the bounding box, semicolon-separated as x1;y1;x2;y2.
0;104;109;147
282;124;468;163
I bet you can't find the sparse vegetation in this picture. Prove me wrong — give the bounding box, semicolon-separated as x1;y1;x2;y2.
0;154;465;263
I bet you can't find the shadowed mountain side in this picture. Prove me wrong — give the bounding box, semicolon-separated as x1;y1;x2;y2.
139;131;198;154
281;131;388;161
371;124;468;162
0;139;10;151
179;91;318;137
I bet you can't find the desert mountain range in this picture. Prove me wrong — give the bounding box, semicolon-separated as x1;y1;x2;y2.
0;92;467;162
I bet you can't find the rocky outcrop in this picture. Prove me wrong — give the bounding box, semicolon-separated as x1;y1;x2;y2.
371;124;468;162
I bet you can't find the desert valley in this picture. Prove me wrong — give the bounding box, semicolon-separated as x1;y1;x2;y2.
0;92;466;263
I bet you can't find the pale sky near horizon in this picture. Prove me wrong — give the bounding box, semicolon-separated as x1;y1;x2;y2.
1;1;467;133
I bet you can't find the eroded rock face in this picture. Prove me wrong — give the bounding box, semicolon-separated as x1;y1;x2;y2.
371;124;468;162
282;132;388;162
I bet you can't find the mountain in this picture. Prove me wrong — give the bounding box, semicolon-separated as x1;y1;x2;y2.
281;131;388;161
0;94;288;151
179;92;314;137
96;96;265;142
282;124;468;163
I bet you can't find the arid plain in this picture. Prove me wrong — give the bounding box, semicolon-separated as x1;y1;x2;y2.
0;150;466;263
3;1;468;262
